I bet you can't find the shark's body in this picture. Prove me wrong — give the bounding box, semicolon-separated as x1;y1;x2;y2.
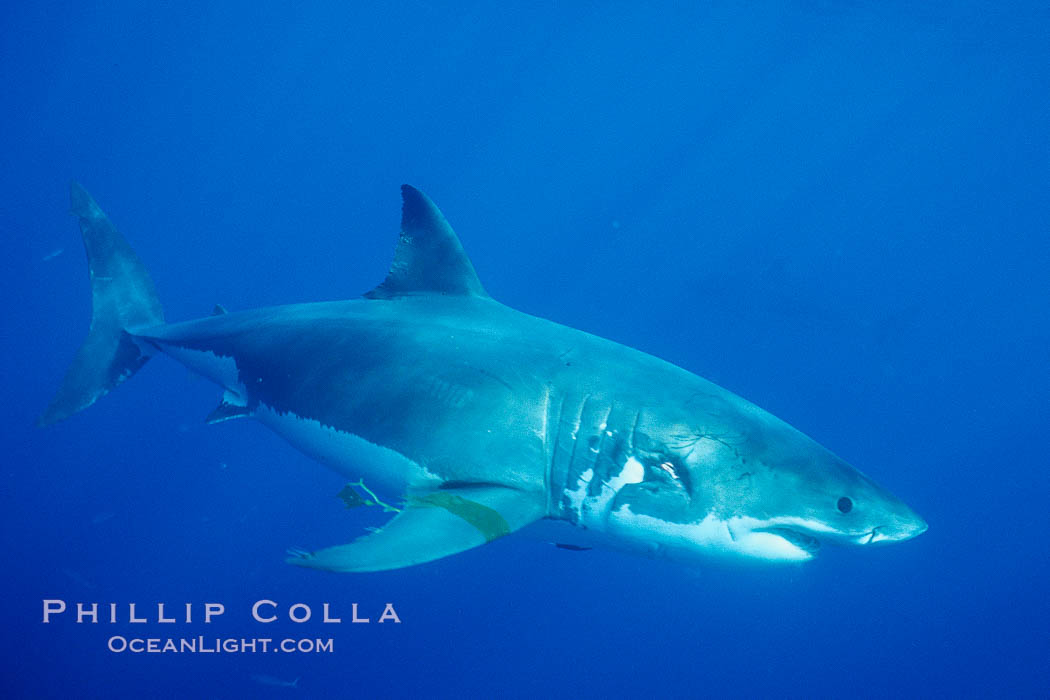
41;184;927;572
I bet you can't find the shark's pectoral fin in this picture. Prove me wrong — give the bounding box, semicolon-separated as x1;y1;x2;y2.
287;485;543;573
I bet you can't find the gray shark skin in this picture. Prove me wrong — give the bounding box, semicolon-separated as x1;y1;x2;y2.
40;183;927;572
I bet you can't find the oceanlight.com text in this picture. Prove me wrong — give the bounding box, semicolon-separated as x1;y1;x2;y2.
106;636;335;654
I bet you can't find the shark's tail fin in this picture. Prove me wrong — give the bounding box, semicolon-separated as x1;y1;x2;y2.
38;183;164;426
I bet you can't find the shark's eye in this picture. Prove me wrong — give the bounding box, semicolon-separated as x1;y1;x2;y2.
837;497;853;513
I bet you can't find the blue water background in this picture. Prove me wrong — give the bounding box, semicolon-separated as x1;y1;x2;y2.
2;2;1047;697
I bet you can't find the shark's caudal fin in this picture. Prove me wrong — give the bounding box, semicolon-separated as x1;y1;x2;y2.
364;185;490;300
38;183;164;426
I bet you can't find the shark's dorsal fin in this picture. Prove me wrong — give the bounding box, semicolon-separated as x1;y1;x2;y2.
364;185;489;300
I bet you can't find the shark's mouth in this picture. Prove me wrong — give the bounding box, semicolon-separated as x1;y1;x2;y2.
760;527;822;554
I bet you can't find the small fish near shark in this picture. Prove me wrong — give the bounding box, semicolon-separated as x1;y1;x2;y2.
40;183;927;572
250;674;299;689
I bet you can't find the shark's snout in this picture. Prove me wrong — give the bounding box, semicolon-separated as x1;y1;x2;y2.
858;514;928;545
898;514;929;540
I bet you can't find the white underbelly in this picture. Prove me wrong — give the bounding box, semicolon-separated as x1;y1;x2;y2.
151;342;434;498
254;404;434;497
152;344;242;390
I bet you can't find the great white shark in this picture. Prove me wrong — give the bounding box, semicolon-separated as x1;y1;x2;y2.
41;183;927;572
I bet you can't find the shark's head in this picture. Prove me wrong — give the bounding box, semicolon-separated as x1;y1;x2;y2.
595;400;928;563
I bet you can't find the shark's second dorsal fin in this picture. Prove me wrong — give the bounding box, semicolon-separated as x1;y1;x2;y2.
364;185;489;300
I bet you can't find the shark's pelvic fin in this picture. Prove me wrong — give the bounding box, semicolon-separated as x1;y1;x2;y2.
205;390;251;424
39;183;164;426
287;484;542;572
364;185;490;300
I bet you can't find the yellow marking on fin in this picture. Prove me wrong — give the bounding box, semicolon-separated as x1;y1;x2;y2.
412;491;511;542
